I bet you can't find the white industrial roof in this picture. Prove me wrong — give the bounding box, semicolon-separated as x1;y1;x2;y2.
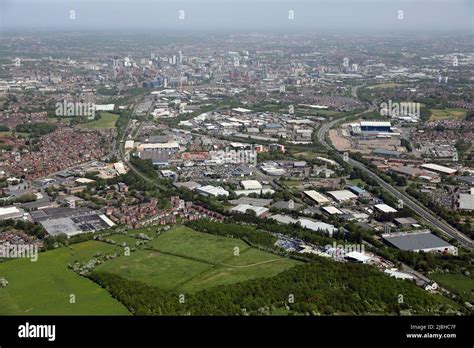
0;206;21;216
299;219;337;235
304;190;330;204
232;107;252;113
75;177;95;184
270;214;336;235
374;204;398;213
322;206;344;215
138;141;179;149
459;194;474;210
241;180;262;190
95;104;115;111
99;214;116;227
360;121;391;127
421;163;457;175
196;185;229;197
124;140;135;149
230;204;269;217
114;162;127;175
345;251;372;263
316;157;337;166
327;190;358;202
270;214;297;225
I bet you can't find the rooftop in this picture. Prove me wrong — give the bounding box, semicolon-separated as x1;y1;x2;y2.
303;190;330;204
230;204;269;217
327;190;358;202
459;194;474;210
420;163;457;175
374;204;398;213
382;230;453;252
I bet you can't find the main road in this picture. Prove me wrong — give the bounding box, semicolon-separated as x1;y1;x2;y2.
117;97;169;191
317;106;474;250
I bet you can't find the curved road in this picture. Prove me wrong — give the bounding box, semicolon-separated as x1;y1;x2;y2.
317;106;474;250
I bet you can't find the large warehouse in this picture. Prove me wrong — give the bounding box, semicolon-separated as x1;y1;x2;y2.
459;194;474;211
420;163;457;176
0;206;27;221
327;190;358;202
360;121;392;133
30;207;115;237
303;190;330;205
382;230;456;254
196;185;229;197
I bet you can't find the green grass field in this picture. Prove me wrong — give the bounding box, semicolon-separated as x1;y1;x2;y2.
0;131;30;138
429;108;467;121
78;112;119;129
294;152;326;160
282;180;303;188
431;273;474;301
0;241;130;315
97;226;300;293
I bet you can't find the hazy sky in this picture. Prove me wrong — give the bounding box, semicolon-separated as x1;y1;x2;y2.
0;0;473;32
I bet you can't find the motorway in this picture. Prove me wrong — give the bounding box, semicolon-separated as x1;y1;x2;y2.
317;113;474;250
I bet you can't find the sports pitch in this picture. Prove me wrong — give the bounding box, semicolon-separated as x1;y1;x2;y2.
96;226;300;292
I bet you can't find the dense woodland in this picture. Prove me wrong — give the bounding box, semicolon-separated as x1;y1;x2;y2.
90;257;462;316
15;122;57;137
185;220;277;248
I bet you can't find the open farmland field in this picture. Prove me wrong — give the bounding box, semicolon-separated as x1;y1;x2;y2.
0;240;130;315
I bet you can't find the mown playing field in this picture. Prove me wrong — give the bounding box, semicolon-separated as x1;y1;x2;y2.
78;112;119;129
0;240;130;315
96;226;300;292
429;108;467;121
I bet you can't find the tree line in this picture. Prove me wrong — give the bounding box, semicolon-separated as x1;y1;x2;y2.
89;257;462;316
